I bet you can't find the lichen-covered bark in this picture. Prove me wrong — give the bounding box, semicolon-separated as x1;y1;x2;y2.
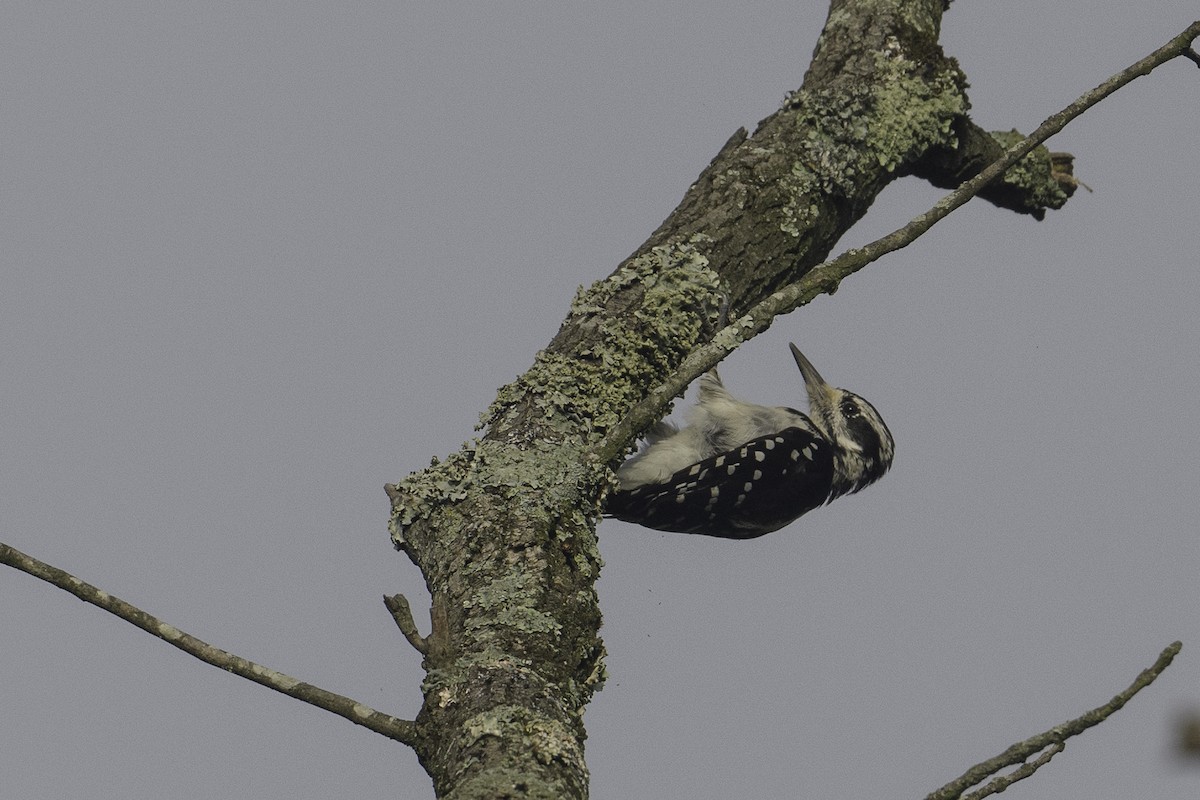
910;123;1074;219
389;241;722;799
386;1;1076;797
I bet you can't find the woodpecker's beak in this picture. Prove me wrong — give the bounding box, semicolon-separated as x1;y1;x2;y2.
789;343;836;412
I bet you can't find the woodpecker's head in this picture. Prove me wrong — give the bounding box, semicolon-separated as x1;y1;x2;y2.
789;343;894;499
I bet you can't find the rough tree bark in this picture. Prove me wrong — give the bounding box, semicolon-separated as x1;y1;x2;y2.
385;1;1079;797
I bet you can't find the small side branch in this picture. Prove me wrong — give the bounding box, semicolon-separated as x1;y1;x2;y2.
0;540;419;747
926;641;1182;800
595;20;1200;464
384;593;429;655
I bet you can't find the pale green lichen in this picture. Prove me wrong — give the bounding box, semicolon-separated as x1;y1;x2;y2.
988;128;1071;210
867;48;968;172
463;572;563;637
446;707;587;800
460;705;582;764
388;436;602;549
481;236;723;444
156;623;183;641
777;35;968;239
388;446;479;546
420;644;548;705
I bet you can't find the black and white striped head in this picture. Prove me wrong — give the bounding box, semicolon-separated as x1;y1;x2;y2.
789;343;894;499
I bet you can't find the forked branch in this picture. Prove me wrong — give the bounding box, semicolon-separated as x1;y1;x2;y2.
927;641;1183;800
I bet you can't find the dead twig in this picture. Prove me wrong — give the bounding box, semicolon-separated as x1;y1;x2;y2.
0;540;419;746
926;641;1183;800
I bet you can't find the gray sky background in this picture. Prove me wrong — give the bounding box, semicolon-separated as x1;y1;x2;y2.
3;3;1198;798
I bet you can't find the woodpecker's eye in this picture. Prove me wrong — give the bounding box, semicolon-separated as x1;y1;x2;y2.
840;398;860;418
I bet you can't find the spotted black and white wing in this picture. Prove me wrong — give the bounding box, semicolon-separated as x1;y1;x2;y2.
605;427;835;539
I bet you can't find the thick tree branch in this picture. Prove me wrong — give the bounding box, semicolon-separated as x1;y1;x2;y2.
595;19;1200;465
380;5;1200;794
0;540;419;747
926;641;1183;800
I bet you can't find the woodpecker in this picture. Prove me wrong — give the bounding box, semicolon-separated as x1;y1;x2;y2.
605;343;893;539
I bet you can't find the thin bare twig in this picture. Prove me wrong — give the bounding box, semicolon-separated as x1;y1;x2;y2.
926;641;1183;800
596;20;1200;463
0;540;419;747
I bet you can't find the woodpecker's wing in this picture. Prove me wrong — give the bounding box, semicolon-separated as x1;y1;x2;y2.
605;426;835;539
